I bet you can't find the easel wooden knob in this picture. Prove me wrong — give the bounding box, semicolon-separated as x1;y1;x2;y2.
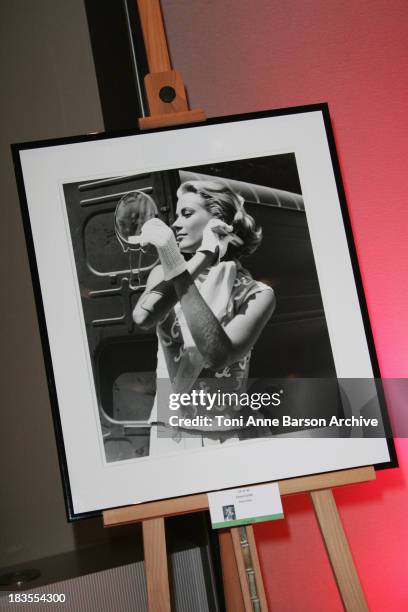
102;2;374;610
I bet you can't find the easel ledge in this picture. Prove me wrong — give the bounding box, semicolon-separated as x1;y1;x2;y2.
103;466;374;526
103;467;374;612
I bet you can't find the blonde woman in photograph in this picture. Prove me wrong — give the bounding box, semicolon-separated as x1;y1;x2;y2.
134;180;276;453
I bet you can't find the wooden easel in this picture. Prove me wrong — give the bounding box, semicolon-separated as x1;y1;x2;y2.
103;466;374;611
103;2;374;610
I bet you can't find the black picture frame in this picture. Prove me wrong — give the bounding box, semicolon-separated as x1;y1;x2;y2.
12;104;397;520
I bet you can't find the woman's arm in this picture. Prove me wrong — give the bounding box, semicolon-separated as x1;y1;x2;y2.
133;250;215;329
133;217;234;329
172;272;275;370
132;217;274;365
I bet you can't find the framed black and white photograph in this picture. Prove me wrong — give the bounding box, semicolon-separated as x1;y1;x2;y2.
13;105;395;519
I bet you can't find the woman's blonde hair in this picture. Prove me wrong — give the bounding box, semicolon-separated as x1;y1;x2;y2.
177;180;262;258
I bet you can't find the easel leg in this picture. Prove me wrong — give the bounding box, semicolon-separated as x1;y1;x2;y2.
143;517;171;612
246;525;269;611
311;489;368;612
230;526;268;611
219;529;246;611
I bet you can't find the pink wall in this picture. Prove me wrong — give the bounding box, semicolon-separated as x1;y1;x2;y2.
162;1;408;608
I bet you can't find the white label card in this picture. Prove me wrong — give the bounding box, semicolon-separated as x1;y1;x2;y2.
208;483;284;529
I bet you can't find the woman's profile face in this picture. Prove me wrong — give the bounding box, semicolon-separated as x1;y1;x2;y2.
172;191;213;253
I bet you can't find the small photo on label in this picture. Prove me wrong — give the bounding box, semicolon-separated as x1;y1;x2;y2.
222;505;236;521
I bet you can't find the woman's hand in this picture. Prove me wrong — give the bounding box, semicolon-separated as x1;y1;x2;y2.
140;217;175;249
140;218;187;280
199;218;243;259
134;220;222;329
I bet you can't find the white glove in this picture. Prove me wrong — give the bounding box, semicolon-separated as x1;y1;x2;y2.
198;218;243;259
140;218;187;280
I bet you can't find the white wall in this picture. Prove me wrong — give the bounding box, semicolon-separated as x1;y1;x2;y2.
0;0;106;566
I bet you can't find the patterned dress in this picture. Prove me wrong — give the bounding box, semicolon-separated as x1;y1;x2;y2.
149;260;274;453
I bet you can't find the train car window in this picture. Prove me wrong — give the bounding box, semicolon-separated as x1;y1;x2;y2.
63;171;179;462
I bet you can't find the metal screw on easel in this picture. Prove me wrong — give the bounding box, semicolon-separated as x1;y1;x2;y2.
159;86;176;103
